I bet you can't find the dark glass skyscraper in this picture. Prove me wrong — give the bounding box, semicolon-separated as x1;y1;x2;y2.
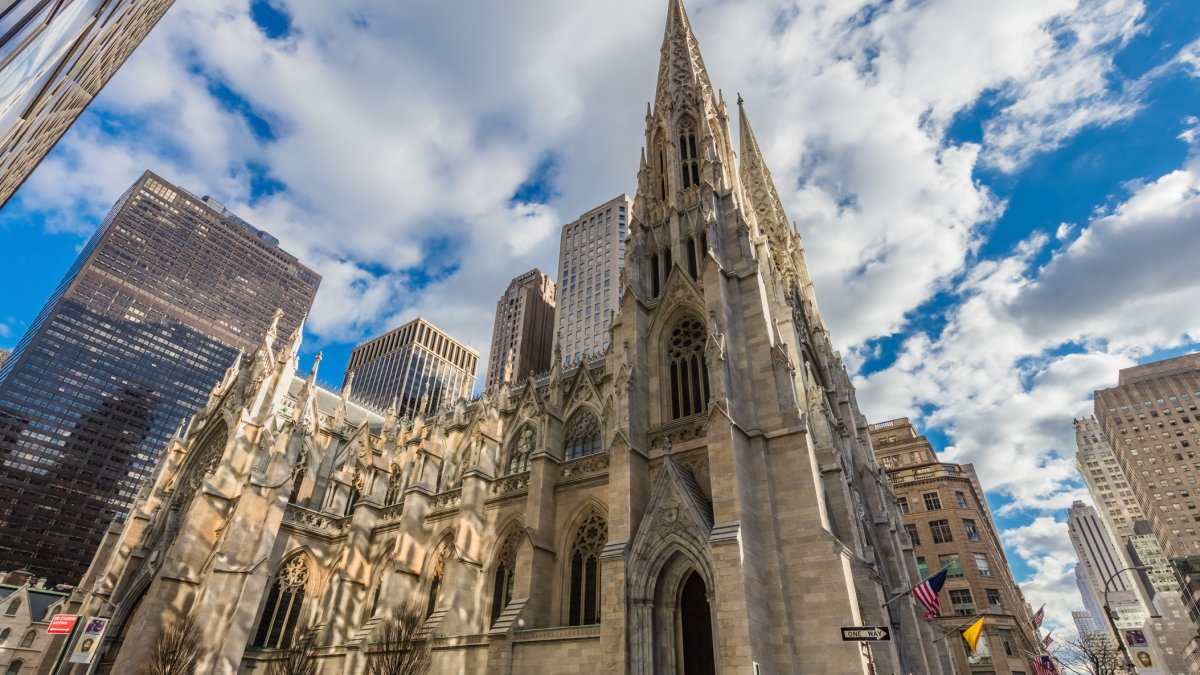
0;171;319;582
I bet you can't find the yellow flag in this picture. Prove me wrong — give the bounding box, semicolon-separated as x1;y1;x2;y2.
962;617;985;653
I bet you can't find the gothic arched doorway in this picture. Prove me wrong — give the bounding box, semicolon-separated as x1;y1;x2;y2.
677;571;715;675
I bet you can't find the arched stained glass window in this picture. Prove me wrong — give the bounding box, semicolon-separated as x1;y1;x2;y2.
568;513;607;626
490;531;520;625
679;120;700;189
251;556;309;650
0;627;9;643
5;598;19;616
385;464;404;505
507;426;535;475
287;447;308;505
19;629;35;648
426;543;450;618
564;411;602;460
667;317;709;419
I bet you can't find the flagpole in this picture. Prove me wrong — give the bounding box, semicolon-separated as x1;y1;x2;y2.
930;609;989;643
882;564;949;608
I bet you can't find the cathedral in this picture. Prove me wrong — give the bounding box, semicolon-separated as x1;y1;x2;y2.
72;1;952;672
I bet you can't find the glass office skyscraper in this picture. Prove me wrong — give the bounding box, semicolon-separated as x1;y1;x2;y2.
0;0;177;207
345;318;478;417
0;171;319;582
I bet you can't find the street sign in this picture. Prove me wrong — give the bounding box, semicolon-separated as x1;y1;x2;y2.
840;626;891;641
47;614;78;635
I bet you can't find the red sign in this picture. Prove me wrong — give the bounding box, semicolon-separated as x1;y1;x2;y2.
47;614;78;635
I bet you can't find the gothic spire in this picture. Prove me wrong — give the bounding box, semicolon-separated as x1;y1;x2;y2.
654;0;717;116
738;97;790;243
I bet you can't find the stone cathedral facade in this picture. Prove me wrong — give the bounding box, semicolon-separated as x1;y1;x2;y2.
72;2;952;673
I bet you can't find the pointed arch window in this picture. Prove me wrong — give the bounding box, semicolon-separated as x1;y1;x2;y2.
19;629;35;648
385;464;404;505
568;512;607;625
667;317;709;419
658;145;668;200
650;252;661;297
5;661;22;675
252;556;309;650
173;425;228;513
5;597;19;616
0;628;8;643
287;447;308;505
564;410;602;459
507;426;535;475
426;543;450;618
345;468;364;516
490;531;520;625
679;120;700;189
687;236;698;279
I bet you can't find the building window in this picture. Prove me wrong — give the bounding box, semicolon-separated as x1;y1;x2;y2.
986;588;1002;612
930;519;953;544
564;410;602;459
955;491;968;508
975;554;991;577
491;531;520;625
963;519;980;541
916;556;928;578
667;317;709;419
999;628;1015;656
427;543;450;618
904;523;920;546
251;556;309;650
679;120;700;189
939;553;962;577
507;426;536;475
568;512;607;626
19;630;35;648
5;661;22;675
923;492;942;510
949;589;974;615
287;447;308;505
0;628;8;644
385;464;404;506
686;237;698;279
5;598;19;616
897;496;909;514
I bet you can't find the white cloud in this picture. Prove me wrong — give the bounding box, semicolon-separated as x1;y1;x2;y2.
1005;516;1081;631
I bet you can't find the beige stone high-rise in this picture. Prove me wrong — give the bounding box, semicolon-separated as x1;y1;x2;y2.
0;0;176;208
485;269;556;389
60;2;952;673
870;418;1042;675
1076;416;1146;541
555;195;631;366
1094;353;1200;558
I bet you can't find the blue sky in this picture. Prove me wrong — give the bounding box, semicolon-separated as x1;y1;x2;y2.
3;0;1200;630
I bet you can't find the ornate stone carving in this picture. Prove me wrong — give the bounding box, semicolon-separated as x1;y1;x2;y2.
430;489;462;511
560;454;610;479
491;472;529;496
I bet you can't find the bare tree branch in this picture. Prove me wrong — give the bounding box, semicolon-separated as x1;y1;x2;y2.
366;601;432;675
140;614;202;675
267;623;320;675
1051;632;1134;675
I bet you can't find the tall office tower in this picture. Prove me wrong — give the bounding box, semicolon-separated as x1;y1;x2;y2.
485;269;555;389
1072;610;1105;637
1094;353;1200;558
0;0;176;208
1075;567;1108;632
554;194;630;365
1068;501;1131;600
0;170;319;582
344;317;478;416
870;418;1042;675
1076;416;1145;541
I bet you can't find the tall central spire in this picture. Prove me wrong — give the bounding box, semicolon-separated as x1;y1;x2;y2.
654;0;717;115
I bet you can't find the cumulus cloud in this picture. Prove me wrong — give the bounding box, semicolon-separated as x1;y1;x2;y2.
1004;516;1081;630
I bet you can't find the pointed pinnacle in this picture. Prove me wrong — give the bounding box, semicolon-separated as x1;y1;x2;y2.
737;92;744;106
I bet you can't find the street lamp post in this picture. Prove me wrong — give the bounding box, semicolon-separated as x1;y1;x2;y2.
1103;565;1152;673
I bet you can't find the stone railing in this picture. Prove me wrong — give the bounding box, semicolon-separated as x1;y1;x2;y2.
560;453;609;479
430;488;461;512
648;413;706;452
491;472;530;497
512;624;601;643
378;501;404;523
282;504;346;536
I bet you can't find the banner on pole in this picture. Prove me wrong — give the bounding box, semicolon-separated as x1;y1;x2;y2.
67;616;109;664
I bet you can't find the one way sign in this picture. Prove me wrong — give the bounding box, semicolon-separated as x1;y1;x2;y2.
840;626;891;641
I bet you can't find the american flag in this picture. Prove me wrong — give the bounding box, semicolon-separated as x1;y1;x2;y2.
1030;655;1058;675
1031;604;1045;628
1043;633;1054;647
912;568;948;618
